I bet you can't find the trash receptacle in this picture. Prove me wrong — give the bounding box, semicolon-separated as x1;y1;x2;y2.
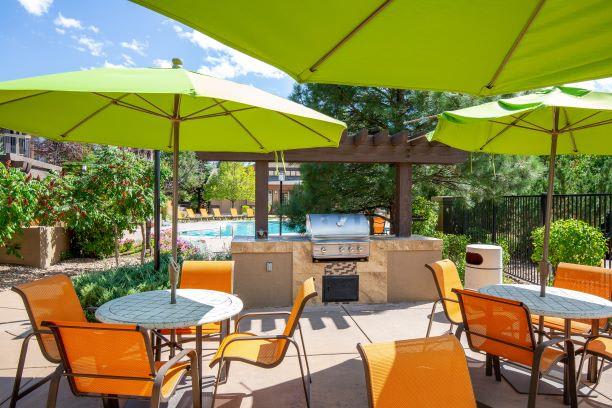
464;244;503;290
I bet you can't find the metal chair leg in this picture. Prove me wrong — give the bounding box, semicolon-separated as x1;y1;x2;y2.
493;356;501;382
45;366;62;408
298;323;312;383
211;355;226;408
289;338;310;408
527;357;542;408
426;299;441;338
485;354;493;377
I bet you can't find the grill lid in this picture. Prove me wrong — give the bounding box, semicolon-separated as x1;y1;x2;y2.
306;214;370;241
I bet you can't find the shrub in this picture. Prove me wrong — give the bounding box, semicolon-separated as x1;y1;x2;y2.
531;219;607;268
434;233;470;281
412;196;438;236
119;238;135;253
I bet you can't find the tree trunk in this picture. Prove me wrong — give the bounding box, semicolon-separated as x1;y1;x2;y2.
140;222;146;265
113;226;120;267
145;219;152;255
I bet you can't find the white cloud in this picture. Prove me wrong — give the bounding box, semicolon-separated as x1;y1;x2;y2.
173;25;286;80
121;39;147;56
103;61;126;69
74;35;104;57
566;77;612;92
121;53;135;66
54;13;82;29
89;25;99;33
54;27;65;35
17;0;52;15
152;58;172;68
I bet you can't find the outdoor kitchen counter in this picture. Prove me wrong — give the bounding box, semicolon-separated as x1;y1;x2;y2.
231;235;443;307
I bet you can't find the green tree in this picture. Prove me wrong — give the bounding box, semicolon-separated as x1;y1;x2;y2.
162;151;212;208
206;162;255;208
553;155;612;194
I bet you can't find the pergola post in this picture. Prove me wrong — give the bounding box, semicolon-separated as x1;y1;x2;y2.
255;160;269;239
394;163;412;237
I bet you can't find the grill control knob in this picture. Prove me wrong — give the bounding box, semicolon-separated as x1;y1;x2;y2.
357;246;363;252
339;246;345;253
349;246;354;253
320;246;327;253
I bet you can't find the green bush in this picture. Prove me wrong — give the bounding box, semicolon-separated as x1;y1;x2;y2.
412;196;438;236
434;233;470;281
531;219;607;268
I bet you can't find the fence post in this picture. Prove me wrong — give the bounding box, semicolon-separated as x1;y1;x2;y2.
540;193;547;226
492;200;497;243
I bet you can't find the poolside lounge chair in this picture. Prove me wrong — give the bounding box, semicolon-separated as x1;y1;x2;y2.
10;275;87;408
357;335;477;408
158;261;234;351
577;334;611;387
178;210;188;222
42;321;201;408
424;259;464;338
372;216;386;235
453;288;578;408
209;277;317;407
185;208;201;221
246;207;254;218
230;208;243;219
199;208;212;219
212;208;226;220
532;262;611;337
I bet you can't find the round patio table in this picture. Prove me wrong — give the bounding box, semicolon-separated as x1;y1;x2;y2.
96;289;243;393
479;284;612;404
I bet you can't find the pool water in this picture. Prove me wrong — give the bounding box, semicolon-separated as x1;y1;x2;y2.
181;220;299;238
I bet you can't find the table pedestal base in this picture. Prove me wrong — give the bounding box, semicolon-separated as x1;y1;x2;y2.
500;363;596;399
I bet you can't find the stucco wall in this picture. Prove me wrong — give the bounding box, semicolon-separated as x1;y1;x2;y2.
0;226;69;269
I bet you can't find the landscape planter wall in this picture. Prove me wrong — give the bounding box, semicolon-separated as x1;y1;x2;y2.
0;226;69;269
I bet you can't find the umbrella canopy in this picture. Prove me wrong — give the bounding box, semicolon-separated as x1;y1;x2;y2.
131;0;612;95
429;86;612;155
0;65;345;151
428;86;612;295
0;63;346;303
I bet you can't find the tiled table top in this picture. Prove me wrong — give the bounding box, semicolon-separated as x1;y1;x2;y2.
480;284;612;319
96;289;243;329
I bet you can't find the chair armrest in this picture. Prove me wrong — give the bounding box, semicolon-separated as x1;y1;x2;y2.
441;297;458;303
534;337;576;374
154;348;198;386
85;306;98;313
235;312;291;333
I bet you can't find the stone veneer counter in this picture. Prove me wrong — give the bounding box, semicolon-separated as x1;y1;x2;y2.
231;235;442;307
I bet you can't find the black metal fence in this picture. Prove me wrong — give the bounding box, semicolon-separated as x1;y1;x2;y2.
440;194;612;283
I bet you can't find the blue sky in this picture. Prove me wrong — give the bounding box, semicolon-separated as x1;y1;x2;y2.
1;0;610;97
0;0;297;97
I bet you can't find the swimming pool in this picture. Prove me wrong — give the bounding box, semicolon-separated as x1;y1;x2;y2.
181;220;299;238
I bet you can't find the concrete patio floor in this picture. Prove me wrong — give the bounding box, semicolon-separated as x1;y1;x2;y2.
1;289;610;408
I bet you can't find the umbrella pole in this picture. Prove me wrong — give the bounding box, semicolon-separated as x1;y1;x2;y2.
170;95;180;304
539;108;560;296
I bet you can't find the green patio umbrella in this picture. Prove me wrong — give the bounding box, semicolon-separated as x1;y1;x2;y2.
131;0;612;95
0;60;346;303
428;86;612;296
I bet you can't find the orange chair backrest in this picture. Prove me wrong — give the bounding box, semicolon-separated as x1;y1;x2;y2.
43;321;155;397
357;335;477;408
12;275;87;362
199;208;209;217
454;289;535;367
213;208;222;217
186;208;196;218
180;260;234;293
246;208;254;217
372;216;385;235
426;260;463;324
554;262;611;300
230;208;239;217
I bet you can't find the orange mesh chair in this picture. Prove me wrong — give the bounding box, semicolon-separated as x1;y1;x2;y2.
357;335;477;408
186;208;201;220
158;261;234;348
246;207;255;218
372;216;386;235
532;262;611;337
577;334;611;386
453;288;578;408
425;260;464;337
10;275;87;408
42;321;201;408
199;208;211;219
209;277;317;407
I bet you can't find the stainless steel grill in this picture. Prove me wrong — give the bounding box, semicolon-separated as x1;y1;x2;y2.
306;214;370;260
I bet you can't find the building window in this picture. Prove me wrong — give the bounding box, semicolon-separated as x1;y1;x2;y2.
9;137;16;154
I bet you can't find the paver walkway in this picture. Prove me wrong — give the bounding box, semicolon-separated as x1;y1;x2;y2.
1;289;610;407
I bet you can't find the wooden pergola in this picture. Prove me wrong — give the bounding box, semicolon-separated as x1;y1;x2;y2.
197;129;467;238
